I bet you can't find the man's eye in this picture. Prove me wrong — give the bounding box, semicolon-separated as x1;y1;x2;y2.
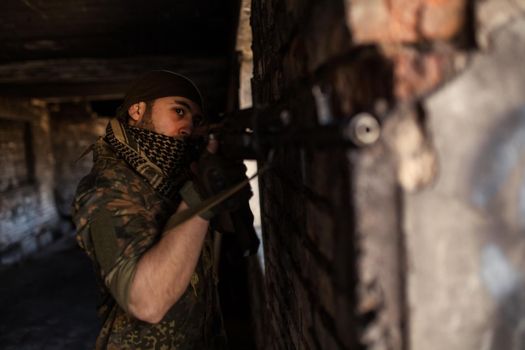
174;108;185;116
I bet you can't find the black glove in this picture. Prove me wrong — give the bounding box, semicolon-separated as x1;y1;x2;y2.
196;151;252;212
179;151;252;219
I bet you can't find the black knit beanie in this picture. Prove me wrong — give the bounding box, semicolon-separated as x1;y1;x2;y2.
118;70;204;118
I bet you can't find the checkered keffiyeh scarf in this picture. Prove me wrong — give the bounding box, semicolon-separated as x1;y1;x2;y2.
105;119;192;199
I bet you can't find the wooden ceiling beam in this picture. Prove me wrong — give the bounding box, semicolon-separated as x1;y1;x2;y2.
0;56;229;111
0;56;228;84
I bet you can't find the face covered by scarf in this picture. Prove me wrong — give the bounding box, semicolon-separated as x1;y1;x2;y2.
105;118;196;200
105;70;206;199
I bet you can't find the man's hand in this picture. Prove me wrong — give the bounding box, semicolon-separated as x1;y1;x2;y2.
183;135;252;219
196;151;252;212
195;136;259;256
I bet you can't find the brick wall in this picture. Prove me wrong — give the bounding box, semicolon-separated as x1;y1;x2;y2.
0;119;33;191
252;1;368;349
0;98;58;264
0;98;108;265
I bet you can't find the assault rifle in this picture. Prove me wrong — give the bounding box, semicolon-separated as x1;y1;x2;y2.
192;85;383;257
207;86;382;161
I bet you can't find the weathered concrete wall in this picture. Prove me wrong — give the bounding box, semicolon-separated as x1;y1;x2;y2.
0;98;58;264
406;3;525;349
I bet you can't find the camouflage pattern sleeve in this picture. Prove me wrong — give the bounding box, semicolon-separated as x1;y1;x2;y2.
73;162;165;312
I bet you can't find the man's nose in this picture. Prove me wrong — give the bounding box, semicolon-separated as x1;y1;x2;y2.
178;118;193;136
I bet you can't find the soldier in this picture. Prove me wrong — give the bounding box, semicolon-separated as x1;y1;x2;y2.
73;71;233;349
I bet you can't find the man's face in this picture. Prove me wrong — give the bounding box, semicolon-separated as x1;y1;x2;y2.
129;96;203;137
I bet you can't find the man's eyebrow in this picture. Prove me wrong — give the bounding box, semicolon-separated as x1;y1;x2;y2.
172;100;192;111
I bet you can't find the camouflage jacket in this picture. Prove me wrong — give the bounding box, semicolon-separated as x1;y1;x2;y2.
72;139;226;350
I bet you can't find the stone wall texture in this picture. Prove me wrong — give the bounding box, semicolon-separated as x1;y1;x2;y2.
406;5;525;349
